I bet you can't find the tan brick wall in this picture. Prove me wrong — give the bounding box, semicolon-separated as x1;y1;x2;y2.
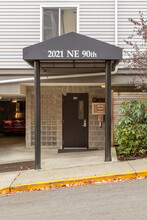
26;86;105;149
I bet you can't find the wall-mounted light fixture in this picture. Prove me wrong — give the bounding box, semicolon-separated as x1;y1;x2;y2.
101;84;105;88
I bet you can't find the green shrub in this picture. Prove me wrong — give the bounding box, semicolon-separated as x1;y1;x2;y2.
115;100;147;158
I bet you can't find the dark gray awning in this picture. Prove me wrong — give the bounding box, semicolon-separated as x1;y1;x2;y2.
23;32;122;75
23;32;122;66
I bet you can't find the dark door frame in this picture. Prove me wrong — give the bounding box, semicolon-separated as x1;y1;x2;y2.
62;93;89;150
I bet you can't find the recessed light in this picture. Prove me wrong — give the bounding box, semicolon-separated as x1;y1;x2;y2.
11;99;17;103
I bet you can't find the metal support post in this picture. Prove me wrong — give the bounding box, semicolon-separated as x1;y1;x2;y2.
105;60;111;161
34;60;41;169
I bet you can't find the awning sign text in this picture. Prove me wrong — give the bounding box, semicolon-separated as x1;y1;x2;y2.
48;50;97;58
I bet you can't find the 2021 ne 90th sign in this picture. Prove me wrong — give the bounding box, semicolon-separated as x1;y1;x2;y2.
48;50;97;58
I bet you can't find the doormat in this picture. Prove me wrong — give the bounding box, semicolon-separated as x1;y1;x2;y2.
58;148;99;153
0;161;35;173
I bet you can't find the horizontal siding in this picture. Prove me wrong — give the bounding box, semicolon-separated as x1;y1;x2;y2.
79;1;115;43
113;92;147;145
0;0;147;70
0;0;115;69
0;1;41;68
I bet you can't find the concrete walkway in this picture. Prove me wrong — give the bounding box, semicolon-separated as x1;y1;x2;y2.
0;135;117;169
0;135;146;193
0;155;147;192
0;135;115;168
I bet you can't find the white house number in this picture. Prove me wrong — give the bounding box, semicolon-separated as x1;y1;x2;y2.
48;50;97;58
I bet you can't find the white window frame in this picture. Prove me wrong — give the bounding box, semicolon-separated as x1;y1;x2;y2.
40;4;79;42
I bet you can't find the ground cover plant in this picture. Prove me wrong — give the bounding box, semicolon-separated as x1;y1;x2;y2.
115;100;147;160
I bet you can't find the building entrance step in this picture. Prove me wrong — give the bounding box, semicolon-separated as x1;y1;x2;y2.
58;148;99;153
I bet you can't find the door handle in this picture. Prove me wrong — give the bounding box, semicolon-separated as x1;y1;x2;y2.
82;119;87;127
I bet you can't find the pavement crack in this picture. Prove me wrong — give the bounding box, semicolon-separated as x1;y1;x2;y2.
9;172;21;193
127;161;137;176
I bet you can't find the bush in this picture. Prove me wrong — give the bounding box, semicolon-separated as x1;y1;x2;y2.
115;100;147;159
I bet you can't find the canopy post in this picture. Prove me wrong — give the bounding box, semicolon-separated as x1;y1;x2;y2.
105;60;111;161
34;60;41;169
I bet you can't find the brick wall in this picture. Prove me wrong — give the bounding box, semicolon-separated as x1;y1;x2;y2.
26;86;105;149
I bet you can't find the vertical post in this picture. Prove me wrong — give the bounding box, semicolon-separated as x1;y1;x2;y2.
105;60;111;161
34;60;41;169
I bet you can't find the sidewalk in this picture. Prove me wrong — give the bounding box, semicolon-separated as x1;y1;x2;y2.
0;151;147;194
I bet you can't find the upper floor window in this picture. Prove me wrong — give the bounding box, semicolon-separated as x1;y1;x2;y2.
43;8;77;41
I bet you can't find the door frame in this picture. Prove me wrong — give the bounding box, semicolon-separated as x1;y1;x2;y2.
62;93;89;149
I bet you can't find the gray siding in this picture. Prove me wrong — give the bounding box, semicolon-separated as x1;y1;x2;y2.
0;0;147;70
0;0;115;69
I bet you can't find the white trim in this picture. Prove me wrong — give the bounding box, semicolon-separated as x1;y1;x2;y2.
40;4;79;42
21;83;131;87
25;83;105;87
0;72;105;84
58;8;61;36
115;0;118;45
0;69;120;84
40;6;43;42
77;5;80;33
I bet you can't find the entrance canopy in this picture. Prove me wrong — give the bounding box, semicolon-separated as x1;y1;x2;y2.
23;32;122;75
23;32;122;169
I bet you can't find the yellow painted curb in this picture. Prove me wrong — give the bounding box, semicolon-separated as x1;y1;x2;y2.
136;170;147;177
0;187;10;194
0;170;147;194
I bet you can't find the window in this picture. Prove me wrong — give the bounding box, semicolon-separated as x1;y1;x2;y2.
43;7;77;41
78;100;84;120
